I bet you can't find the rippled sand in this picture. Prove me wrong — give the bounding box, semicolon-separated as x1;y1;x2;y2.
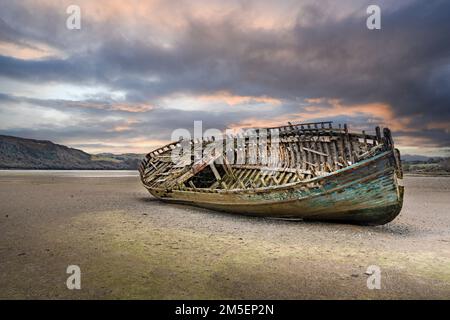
0;172;449;299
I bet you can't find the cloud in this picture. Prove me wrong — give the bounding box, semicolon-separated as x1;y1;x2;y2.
0;0;448;155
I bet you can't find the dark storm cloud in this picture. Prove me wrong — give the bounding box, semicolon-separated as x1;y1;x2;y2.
396;129;450;148
0;55;93;83
0;0;448;152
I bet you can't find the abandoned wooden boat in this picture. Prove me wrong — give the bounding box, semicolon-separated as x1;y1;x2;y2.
139;121;404;225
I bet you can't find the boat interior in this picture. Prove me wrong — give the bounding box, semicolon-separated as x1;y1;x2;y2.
140;121;393;192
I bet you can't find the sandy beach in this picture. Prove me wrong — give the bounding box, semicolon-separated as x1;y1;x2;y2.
0;171;449;299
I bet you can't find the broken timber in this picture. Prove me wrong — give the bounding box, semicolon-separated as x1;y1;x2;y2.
140;121;404;226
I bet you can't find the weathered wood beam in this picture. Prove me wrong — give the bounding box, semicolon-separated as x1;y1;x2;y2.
188;181;197;190
302;147;329;157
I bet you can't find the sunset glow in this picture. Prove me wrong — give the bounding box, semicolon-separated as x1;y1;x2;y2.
0;0;448;156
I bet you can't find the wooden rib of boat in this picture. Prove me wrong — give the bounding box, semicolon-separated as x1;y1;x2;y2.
139;121;404;225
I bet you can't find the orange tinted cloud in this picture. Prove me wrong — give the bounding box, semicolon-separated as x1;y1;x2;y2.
198;91;281;106
19;0;297;44
427;121;450;132
0;41;64;60
68;137;170;154
73;0;296;30
65;101;154;113
109;103;154;113
303;99;414;132
227;115;307;131
228;98;415;134
108;119;140;133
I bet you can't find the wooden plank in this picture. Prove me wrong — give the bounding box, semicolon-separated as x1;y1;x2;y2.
295;169;305;181
188;181;197;190
350;136;361;160
281;172;293;185
302;147;329;157
277;171;287;184
234;169;253;189
375;126;382;144
304;160;318;168
317;141;325;172
230;165;316;176
323;142;333;168
299;137;306;170
339;133;348;164
258;174;268;187
344;124;354;164
230;168;246;189
253;171;263;187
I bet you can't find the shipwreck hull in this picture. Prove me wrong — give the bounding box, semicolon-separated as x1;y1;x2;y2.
140;122;404;225
151;150;403;225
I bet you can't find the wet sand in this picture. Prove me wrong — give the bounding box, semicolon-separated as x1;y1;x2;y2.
0;172;449;299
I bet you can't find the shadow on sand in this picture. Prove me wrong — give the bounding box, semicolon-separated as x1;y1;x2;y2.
135;195;415;236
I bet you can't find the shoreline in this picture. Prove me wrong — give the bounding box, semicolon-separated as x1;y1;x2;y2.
0;168;139;171
404;173;450;177
0;170;139;178
1;169;449;178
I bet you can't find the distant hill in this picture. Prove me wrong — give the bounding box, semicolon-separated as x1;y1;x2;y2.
401;154;449;175
401;154;432;162
2;134;448;174
0;135;143;170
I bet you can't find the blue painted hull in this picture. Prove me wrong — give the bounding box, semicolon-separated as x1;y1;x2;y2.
155;151;404;225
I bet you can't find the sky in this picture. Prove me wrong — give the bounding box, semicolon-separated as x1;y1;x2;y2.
0;0;449;156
